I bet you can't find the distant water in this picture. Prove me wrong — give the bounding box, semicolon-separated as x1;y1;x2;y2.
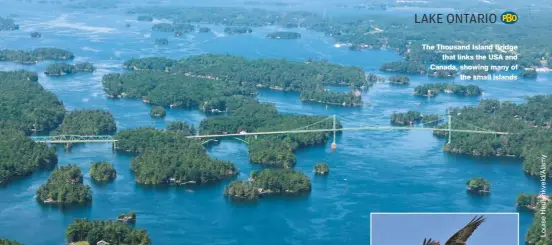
1;2;551;245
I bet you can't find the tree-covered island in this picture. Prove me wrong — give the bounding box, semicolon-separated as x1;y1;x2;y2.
0;17;19;31
224;180;260;201
44;62;95;76
36;165;92;205
265;31;301;39
137;15;153;21
66;218;151;245
250;169;311;194
90;161;117;182
414;83;482;97
154;38;168;45
0;48;74;64
313;162;329;175
0;238;22;245
388;75;409;85
224;27;252;34
57;109;116;135
115;128;237;185
380;61;426;74
30;31;42;38
117;211;136;223
390;111;422;125
150;106;166;118
466;177;490;194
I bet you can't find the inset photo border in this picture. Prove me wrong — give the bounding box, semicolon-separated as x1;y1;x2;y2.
370;212;519;245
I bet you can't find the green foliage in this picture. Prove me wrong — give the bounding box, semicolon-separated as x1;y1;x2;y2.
65;218;151;245
380;61;426;74
265;31;301;39
115;127;196;153
224;26;252;34
250;169;311;194
0;127;57;185
526;201;552;245
44;62;95;76
466;177;491;193
314;162;329;175
0;238;23;245
414;83;482;97
0;16;19;31
224;180;259;201
58;110;116;135
422;114;442;125
388;75;409;85
300;90;362;106
90;162;116;182
36;165;92;204
166;121;196;136
516;193;541;211
0;48;74;64
154;38;168;45
390;111;422;125
31;31;42;38
0;70;65;133
149;106;166;118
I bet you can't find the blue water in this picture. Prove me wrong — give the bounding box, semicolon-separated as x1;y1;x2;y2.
1;2;552;245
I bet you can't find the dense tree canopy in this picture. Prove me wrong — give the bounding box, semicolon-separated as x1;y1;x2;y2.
117;211;136;224
44;62;95;76
380;61;426;74
223;180;260;201
90;162;117;182
0;48;74;64
0;17;19;31
250;169;311;194
314;162;329;175
0;238;23;245
466;177;490;193
0;70;65;133
390;111;422;125
414;83;482;97
166;121;196;136
388;75;409;85
150;106;166;118
36;165;92;204
57;110;116;135
526;201;552;245
0;127;57;185
66;218;151;245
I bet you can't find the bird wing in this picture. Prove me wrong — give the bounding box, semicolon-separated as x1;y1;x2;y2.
444;215;486;245
423;238;441;245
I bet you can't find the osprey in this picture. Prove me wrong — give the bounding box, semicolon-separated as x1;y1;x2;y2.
422;215;486;245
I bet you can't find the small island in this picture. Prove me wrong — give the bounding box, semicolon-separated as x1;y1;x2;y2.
380;61;426;74
154;38;168;45
300;90;362;107
66;218;151;245
198;27;211;33
413;83;482;97
0;17;19;31
150;106;166;118
125;23;131;28
520;69;537;79
152;23;173;32
30;31;42;38
388;75;409;85
224;180;260;201
44;62;95;76
250;169;311;195
313;162;330;175
58;109;117;135
36;165;92;205
427;70;457;78
137;15;153;22
224;26;252;35
117;211;136;223
0;48;74;64
90;161;117;182
466;177;491;195
390;111;422;125
265;31;301;39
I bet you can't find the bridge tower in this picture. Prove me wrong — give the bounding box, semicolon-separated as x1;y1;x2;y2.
331;115;337;150
447;111;452;144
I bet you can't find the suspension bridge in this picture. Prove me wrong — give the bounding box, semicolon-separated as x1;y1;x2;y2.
29;113;508;150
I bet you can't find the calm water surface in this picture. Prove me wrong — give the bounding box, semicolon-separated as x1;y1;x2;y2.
1;2;551;245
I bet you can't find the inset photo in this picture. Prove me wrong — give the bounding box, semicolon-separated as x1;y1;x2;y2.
371;212;519;245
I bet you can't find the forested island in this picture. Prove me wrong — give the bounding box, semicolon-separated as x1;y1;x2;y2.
380;61;426;74
90;162;117;182
224;180;260;201
314;162;329;175
0;128;58;185
0;48;74;64
388;75;409;85
44;62;95;76
390;111;422;125
117;211;136;223
0;16;19;31
57;110;116;135
414;83;482;97
0;239;22;245
36;165;92;205
0;70;65;133
150;106;166;118
432;96;552;178
66;218;151;245
466;177;490;194
137;15;153;21
154;38;168;45
115;128;237;185
250;169;311;194
265;31;301;39
114;54;369;107
30;31;42;38
224;27;252;34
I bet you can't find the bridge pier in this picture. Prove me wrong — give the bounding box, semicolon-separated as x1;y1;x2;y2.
331;115;337;151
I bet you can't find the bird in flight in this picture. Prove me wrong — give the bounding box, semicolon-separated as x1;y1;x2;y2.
422;215;486;245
